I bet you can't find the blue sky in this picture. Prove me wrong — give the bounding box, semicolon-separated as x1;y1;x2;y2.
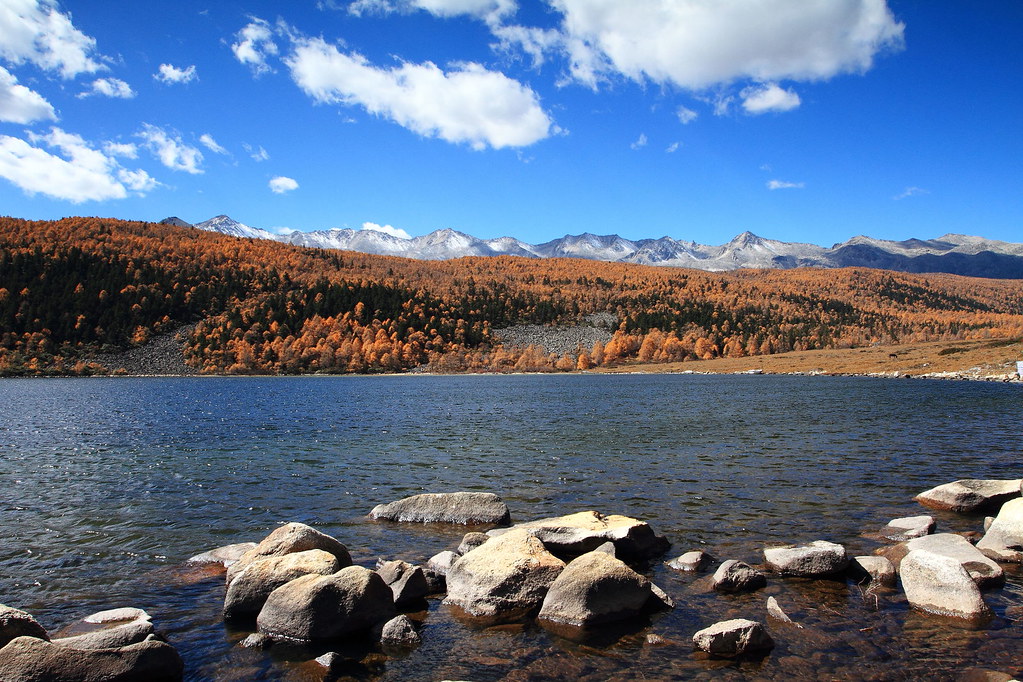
0;0;1019;247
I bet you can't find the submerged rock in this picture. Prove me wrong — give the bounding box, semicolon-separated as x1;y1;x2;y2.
692;619;774;657
977;497;1023;562
914;479;1021;513
0;635;184;681
369;492;511;525
538;551;654;627
766;596;800;627
444;528;565;621
495;511;669;561
712;560;766;593
51;608;154;650
900;549;991;620
0;604;49;649
227;523;352;584
187;542;257;567
224;549;340;619
763;540;849;577
879;515;935;542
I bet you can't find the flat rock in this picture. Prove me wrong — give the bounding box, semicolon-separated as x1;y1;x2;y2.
227;523;351;584
712;560;766;593
52;609;154;650
914;479;1021;513
187;542;257;567
538;551;653;627
900;549;991;620
496;511;669;561
0;635;184;681
376;560;429;607
444;528;565;621
977;497;1023;562
224;549;340;619
763;540;849;577
256;565;396;641
692;619;774;657
379;614;421;648
0;604;49;649
666;550;713;572
851;556;896;587
369;492;511;525
879;515;935;542
881;533;1003;588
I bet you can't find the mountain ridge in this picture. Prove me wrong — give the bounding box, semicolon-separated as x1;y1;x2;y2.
174;215;1023;279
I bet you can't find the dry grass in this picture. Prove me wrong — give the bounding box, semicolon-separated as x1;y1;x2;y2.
597;337;1023;380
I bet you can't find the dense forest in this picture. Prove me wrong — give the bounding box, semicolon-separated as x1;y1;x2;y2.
1;216;1021;376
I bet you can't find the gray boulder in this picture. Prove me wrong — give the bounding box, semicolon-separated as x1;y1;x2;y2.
901;549;991;619
712;560;766;593
977;497;1023;562
426;550;459;577
227;522;351;584
187;542;257;567
369;492;511;525
0;604;49;649
914;479;1021;513
766;596;800;627
224;549;340;619
379;614;421;648
444;528;565;621
0;635;184;681
495;511;669;561
51;608;154;650
376;560;429;607
763;540;849;577
666;550;713;572
881;533;1003;588
692;619;774;657
537;551;653;627
256;565;396;641
457;532;490;555
851;556;896;587
879;515;935;542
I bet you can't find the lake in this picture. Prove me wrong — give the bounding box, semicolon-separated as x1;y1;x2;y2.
1;374;1021;680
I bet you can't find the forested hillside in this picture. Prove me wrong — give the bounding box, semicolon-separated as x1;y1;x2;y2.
1;216;1021;376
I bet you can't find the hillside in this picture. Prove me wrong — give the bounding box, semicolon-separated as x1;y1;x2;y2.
1;216;1021;377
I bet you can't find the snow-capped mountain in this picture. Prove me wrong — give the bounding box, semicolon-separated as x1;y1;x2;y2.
163;216;1023;279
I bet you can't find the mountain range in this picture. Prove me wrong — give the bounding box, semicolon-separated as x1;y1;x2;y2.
165;215;1023;279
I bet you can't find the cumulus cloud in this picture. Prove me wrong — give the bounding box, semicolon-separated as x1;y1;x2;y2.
231;18;278;74
676;106;698;124
361;221;411;239
79;77;134;99
137;123;204;174
154;63;197;84
767;179;805;190
199;133;227;155
0;0;108;78
285;36;553;149
741;82;800;114
894;186;928;200
0;65;55;123
630;133;647;150
0;127;155;202
269;175;298;193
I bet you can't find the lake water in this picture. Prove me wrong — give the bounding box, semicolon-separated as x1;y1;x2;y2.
0;374;1021;680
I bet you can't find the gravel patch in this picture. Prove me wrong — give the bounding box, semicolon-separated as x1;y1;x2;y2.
494;315;615;357
92;326;199;376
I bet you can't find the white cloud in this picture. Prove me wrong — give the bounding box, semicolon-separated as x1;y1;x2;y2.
0;127;155;202
490;24;561;68
894;186;928;200
154;63;197;84
349;0;516;22
767;179;805;190
0;0;108;78
665;141;680;153
244;143;269;161
231;18;278;74
137;123;204;174
79;77;134;99
676;106;698;124
0;65;55;123
361;221;411;239
269;175;298;193
630;133;647;150
199;133;227;155
741;82;800;114
286;36;553;150
102;141;137;158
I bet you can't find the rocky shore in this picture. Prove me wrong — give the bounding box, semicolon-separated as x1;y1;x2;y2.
5;483;1023;680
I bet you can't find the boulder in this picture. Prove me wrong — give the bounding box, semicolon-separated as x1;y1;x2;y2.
187;542;257;567
977;497;1023;562
496;511;669;561
692;619;774;657
666;550;713;572
379;614;421;648
458;532;490;555
766;596;799;627
376;560;429;607
881;534;1003;588
914;479;1021;513
444;528;565;621
0;604;49;649
256;565;396;641
879;515;935;542
537;551;653;627
900;549;991;619
712;560;766;593
227;523;351;584
369;492;511;525
851;556;896;587
592;542;617;557
52;609;154;650
426;550;460;577
224;549;340;619
0;635;184;681
763;540;849;577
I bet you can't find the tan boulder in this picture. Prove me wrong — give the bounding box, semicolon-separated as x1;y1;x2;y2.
977;497;1023;562
224;549;340;619
0;635;184;681
538;551;654;627
900;549;991;620
227;522;351;584
914;479;1021;513
495;511;669;560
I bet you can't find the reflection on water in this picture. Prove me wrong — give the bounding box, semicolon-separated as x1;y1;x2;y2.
0;374;1021;680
